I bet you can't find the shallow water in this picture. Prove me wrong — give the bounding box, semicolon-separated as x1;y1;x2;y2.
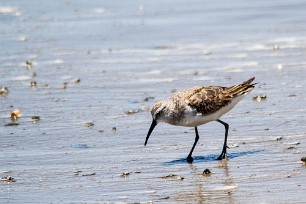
1;0;306;203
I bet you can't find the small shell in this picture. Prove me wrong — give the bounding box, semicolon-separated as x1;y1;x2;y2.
0;86;9;97
11;109;21;121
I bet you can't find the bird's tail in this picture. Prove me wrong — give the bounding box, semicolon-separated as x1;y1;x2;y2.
225;77;256;97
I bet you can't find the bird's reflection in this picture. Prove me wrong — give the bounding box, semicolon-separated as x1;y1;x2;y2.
163;149;264;165
164;149;264;203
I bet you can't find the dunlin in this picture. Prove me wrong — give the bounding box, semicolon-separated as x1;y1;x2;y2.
145;77;256;163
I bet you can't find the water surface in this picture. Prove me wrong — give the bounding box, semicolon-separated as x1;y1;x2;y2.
1;0;306;203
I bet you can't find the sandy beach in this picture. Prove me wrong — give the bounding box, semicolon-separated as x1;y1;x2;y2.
1;0;306;203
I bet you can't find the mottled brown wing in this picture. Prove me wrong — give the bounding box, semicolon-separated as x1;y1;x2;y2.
225;77;255;97
187;86;231;115
187;77;256;115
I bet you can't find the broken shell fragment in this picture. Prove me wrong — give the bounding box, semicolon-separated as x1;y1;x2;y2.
273;44;280;51
1;176;16;182
26;61;33;69
274;136;283;141
125;109;142;115
11;109;21;121
120;172;130;178
0;86;9;97
253;95;267;102
144;96;154;101
85;122;94;127
30;81;37;87
161;174;184;180
73;78;81;83
74;169;82;175
81;172;96;176
60;82;68;89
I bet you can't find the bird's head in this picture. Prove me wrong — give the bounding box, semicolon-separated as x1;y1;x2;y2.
144;101;167;146
151;101;167;122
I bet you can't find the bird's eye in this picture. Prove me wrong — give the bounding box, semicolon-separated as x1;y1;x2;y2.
155;106;165;120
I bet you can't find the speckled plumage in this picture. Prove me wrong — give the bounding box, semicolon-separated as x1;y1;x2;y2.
151;77;255;127
145;77;256;162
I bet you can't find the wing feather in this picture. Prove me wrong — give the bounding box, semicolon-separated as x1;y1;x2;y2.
187;77;256;115
187;86;230;115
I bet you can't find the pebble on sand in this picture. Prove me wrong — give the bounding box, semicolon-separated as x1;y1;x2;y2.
203;169;211;176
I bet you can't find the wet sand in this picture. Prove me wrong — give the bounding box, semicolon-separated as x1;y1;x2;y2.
1;0;306;203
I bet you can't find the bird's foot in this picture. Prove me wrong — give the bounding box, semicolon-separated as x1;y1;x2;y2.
216;155;224;160
216;152;227;160
186;156;194;163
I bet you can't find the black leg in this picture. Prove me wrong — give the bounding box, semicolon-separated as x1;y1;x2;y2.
216;119;229;160
186;127;200;163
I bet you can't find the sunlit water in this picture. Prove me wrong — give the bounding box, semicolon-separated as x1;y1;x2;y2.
1;0;306;203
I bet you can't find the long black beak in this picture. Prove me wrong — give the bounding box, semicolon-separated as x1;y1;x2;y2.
144;120;157;146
